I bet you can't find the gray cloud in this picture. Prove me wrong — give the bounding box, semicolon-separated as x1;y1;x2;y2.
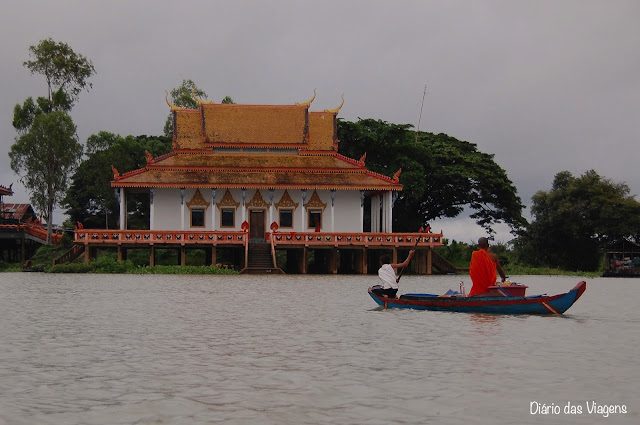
2;1;638;241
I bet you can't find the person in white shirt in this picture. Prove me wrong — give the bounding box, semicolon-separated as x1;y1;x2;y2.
372;250;415;299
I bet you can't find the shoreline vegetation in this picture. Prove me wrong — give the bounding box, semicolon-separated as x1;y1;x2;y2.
0;244;602;277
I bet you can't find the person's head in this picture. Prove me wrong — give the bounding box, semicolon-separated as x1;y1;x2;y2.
380;254;392;265
477;237;490;250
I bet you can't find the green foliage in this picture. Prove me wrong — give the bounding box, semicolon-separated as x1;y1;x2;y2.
63;133;171;228
337;119;525;235
10;111;83;242
23;38;95;111
513;170;640;271
221;96;235;104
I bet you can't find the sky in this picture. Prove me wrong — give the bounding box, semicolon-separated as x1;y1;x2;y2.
1;0;638;244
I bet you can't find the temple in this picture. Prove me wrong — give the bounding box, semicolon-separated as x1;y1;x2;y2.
72;91;445;273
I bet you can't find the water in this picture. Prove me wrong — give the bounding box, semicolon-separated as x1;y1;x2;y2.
0;273;637;425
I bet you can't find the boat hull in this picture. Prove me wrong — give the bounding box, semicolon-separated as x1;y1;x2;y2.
368;281;586;315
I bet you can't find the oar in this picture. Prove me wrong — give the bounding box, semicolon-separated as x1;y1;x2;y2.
396;226;424;283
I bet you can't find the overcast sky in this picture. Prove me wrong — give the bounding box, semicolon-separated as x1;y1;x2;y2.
1;0;638;243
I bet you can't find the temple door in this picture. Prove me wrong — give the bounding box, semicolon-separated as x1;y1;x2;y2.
250;210;266;240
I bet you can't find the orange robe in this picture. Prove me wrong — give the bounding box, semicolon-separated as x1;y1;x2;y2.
468;249;497;296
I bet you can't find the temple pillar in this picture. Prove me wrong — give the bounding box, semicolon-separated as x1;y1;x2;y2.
84;245;91;264
426;247;433;275
149;246;155;267
359;191;365;232
370;195;380;232
180;246;186;266
330;189;336;232
329;249;338;274
300;247;307;274
180;188;185;231
211;246;217;266
149;188;155;230
301;189;307;231
211;188;217;231
119;188;126;230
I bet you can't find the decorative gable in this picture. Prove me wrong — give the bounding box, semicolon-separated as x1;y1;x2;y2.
246;190;269;209
275;189;299;210
304;190;327;211
186;189;210;209
216;189;240;210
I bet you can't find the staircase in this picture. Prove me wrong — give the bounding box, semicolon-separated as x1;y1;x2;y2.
431;249;464;274
52;243;85;266
240;242;285;274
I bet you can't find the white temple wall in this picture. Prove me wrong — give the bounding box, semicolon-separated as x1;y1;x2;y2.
150;188;369;232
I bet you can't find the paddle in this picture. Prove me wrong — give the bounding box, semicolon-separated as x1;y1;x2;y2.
396;226;424;283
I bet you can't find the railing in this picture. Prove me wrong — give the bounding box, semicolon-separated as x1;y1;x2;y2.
268;231;444;248
74;229;248;246
53;243;85;265
0;224;62;244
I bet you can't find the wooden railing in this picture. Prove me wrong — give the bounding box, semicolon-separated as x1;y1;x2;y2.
268;231;444;248
53;243;85;265
74;229;248;246
0;224;62;244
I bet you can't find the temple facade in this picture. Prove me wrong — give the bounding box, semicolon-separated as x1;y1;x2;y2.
73;91;444;273
111;92;400;236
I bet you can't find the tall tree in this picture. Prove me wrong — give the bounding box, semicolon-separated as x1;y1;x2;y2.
9;39;94;242
10;112;82;243
513;170;640;271
337;119;525;234
13;38;95;132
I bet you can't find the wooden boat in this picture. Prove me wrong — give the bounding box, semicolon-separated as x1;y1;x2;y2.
368;281;586;315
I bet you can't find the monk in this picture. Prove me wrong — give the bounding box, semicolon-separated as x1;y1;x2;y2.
468;237;506;296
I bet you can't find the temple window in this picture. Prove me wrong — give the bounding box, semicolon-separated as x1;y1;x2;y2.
308;210;322;230
275;190;300;229
216;189;240;228
191;209;205;227
186;189;210;229
221;209;235;227
279;209;294;228
304;190;327;231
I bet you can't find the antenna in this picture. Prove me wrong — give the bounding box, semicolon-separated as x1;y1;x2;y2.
416;84;427;144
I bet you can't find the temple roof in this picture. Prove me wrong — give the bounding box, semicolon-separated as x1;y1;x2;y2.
112;94;401;191
112;151;402;191
0;184;13;196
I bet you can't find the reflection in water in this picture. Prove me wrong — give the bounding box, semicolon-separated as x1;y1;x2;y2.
0;273;637;425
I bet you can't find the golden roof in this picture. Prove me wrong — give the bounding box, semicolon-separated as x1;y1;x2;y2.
113;94;401;192
201;104;307;145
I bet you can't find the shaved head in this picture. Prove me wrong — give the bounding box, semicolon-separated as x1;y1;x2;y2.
478;237;489;249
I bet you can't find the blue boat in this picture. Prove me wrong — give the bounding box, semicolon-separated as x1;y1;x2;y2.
368;281;586;315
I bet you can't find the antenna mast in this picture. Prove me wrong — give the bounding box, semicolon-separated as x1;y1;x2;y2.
416;84;427;143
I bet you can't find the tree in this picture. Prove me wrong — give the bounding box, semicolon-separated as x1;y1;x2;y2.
63;133;172;229
9;39;94;243
337;119;525;234
513;170;640;271
163;79;208;137
9;112;82;243
13;38;95;132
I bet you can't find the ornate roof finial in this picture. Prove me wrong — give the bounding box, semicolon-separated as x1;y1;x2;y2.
359;152;366;165
111;165;120;179
393;168;402;183
325;94;344;114
145;150;153;164
296;88;316;107
165;91;185;111
192;87;214;105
